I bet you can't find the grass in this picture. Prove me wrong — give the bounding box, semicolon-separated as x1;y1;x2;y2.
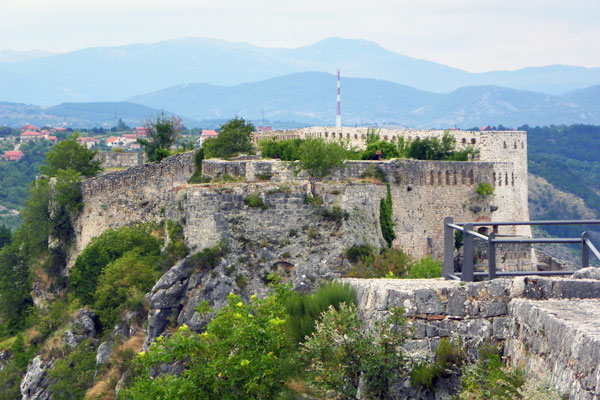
285;282;357;345
244;193;268;209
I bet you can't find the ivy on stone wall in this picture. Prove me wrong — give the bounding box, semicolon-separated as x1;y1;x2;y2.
380;183;395;247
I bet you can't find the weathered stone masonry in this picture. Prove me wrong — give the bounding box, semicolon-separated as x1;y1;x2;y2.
345;277;600;400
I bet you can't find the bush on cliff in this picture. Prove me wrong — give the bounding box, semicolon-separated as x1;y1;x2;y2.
121;286;296;400
69;224;161;306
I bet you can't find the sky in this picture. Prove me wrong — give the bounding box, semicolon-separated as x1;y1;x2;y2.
2;0;599;72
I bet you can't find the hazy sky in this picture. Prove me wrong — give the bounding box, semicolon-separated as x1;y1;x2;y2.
2;0;599;72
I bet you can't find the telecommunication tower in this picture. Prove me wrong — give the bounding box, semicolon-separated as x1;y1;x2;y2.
336;68;341;128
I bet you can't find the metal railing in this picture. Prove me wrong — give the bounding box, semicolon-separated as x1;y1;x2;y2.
443;217;600;281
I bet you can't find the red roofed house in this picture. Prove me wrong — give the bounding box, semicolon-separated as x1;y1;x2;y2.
78;137;97;149
4;150;25;162
20;131;44;141
197;129;219;147
47;136;57;143
133;127;149;136
106;136;123;147
257;126;273;132
123;134;137;140
20;124;38;131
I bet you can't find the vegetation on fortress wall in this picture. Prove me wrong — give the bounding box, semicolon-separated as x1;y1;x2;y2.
258;130;477;162
203;117;255;159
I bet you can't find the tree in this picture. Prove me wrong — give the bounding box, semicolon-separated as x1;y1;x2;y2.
41;134;102;178
203;117;255;159
296;138;346;196
138;114;183;162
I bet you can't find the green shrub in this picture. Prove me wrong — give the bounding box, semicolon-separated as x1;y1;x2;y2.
360;165;387;181
458;343;525;400
405;257;442;279
187;148;205;184
94;249;160;329
244;193;267;209
303;195;323;205
410;338;465;389
318;205;349;223
48;341;96;400
476;182;495;197
158;221;189;271
69;224;161;305
188;243;226;272
121;287;295;399
256;173;272;181
345;244;375;263
235;274;248;290
345;247;413;278
285;282;356;346
301;303;408;399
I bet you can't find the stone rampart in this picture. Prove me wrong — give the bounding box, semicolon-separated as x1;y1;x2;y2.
95;151;141;170
344;277;600;399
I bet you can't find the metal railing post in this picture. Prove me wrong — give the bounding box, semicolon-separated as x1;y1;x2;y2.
488;232;496;280
462;223;474;282
443;217;454;278
582;231;589;269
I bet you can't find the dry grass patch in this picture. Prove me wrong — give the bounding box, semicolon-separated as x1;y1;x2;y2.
85;331;146;400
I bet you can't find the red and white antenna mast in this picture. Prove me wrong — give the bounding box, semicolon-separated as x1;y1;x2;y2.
336;68;341;128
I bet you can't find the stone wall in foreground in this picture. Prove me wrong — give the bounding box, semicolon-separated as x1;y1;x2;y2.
344;277;600;399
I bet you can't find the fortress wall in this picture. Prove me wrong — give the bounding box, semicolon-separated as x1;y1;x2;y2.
95;151;140;170
344;277;600;400
73;152;195;266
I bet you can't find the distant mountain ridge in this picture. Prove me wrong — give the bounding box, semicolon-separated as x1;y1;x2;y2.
1;37;600;105
126;72;600;128
0;101;201;128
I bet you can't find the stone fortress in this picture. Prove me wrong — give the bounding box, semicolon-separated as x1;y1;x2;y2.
75;127;532;270
68;127;600;399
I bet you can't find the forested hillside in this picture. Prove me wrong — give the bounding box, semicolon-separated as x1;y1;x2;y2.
0;140;52;229
524;124;600;238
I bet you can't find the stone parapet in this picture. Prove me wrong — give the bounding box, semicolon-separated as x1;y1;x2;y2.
506;298;600;400
343;277;600;399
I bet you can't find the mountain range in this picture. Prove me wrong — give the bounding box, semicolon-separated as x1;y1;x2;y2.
2;38;600;106
127;72;600;128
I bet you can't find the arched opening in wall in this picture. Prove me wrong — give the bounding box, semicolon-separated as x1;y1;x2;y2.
461;170;466;184
384;135;389;141
446;170;450;185
354;134;358;139
492;172;496;185
498;172;502;186
468;170;474;185
408;136;412;141
477;227;489;235
471;138;476;144
347;133;350;139
361;134;365;139
391;136;397;141
430;170;434;185
503;141;507;149
453;171;458;185
332;132;336;138
514;141;517;149
438;171;442;186
521;141;524;149
511;172;515;186
505;173;508;186
461;138;466;144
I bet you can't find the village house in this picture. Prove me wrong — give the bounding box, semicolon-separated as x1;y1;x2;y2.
78;137;97;149
3;150;25;162
195;129;218;147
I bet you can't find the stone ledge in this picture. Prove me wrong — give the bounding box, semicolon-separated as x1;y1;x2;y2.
506;299;600;400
